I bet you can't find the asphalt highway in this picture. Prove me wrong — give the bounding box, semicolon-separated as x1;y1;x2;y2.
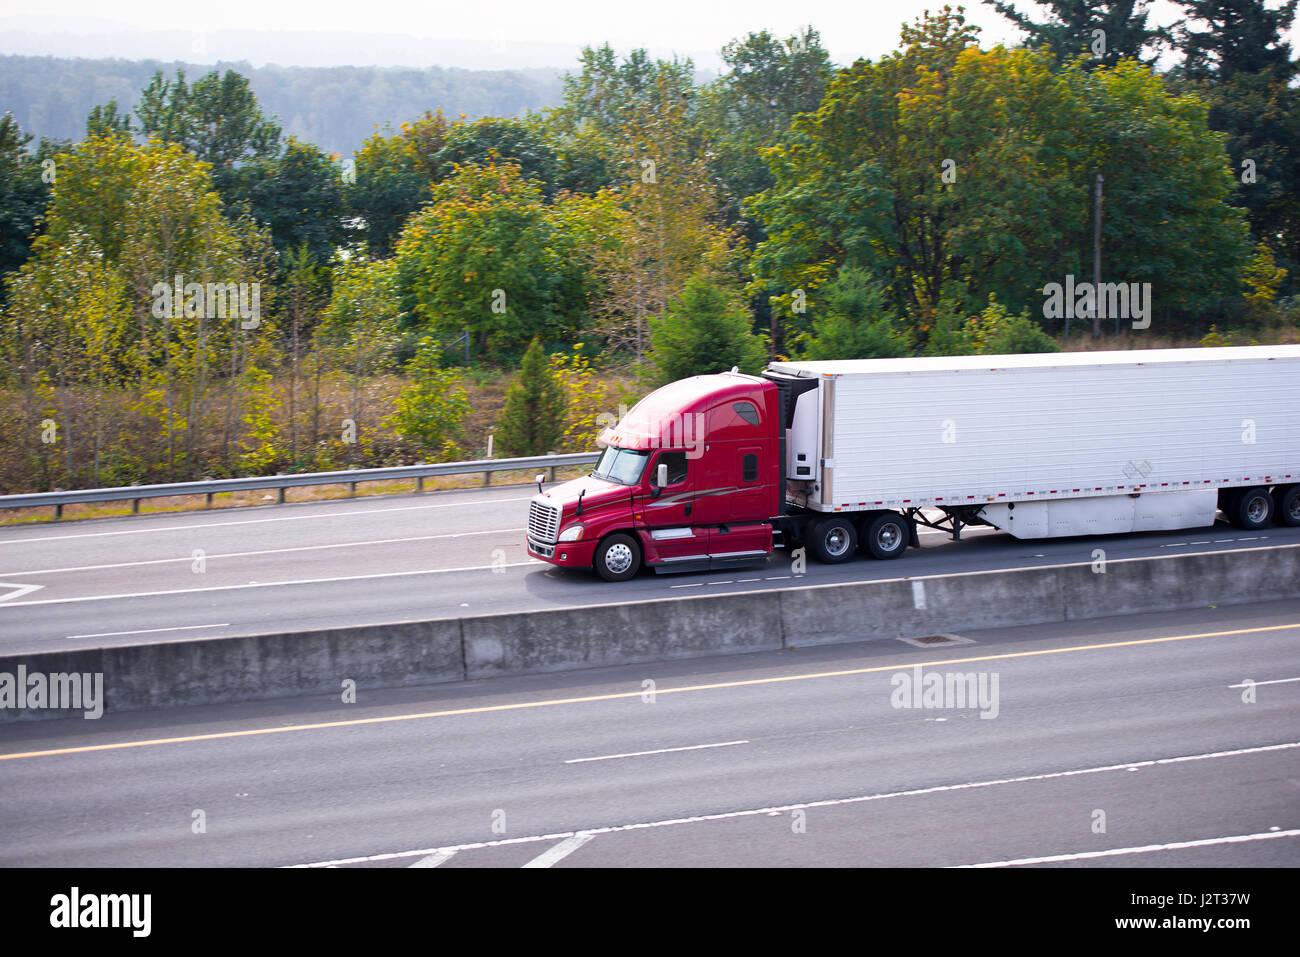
0;599;1297;867
0;483;1295;653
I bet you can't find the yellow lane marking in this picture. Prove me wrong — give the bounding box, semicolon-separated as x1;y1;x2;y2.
2;622;1295;762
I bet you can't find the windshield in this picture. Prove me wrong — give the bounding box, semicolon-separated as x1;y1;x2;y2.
592;446;649;486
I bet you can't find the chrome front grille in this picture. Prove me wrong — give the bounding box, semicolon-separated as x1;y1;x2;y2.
528;499;561;544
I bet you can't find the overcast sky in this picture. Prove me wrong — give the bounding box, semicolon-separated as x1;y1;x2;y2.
1;0;1257;71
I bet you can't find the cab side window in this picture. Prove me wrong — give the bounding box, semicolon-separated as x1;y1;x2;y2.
654;450;688;486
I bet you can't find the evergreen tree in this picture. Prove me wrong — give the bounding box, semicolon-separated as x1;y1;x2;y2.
647;274;768;385
803;266;912;360
983;0;1169;66
496;337;566;456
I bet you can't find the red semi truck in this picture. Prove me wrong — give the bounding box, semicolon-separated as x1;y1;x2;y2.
525;346;1300;581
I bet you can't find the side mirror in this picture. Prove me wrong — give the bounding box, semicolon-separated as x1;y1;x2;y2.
535;473;545;493
650;462;668;499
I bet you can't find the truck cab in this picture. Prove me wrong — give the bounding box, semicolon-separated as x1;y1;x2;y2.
525;373;781;580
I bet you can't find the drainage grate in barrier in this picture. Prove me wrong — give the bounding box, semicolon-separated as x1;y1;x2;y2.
896;633;975;648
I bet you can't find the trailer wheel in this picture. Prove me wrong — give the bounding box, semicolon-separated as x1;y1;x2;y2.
594;533;641;581
1230;486;1274;530
809;517;857;563
1274;484;1300;527
862;512;910;560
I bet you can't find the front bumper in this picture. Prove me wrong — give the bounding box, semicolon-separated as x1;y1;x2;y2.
526;536;598;568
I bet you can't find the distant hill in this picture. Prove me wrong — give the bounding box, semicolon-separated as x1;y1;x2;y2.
0;55;566;157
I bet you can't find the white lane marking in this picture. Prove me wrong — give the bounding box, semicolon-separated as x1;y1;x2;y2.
669;583;704;589
0;560;543;609
955;828;1300;868
1230;677;1300;688
765;575;790;581
736;578;761;583
0;496;534;545
66;623;231;639
0;582;44;602
565;740;749;764
290;740;1300;868
408;849;458;868
1162;535;1269;548
521;833;595;868
3;528;520;577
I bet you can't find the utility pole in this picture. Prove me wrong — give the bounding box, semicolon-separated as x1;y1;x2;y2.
1093;172;1103;339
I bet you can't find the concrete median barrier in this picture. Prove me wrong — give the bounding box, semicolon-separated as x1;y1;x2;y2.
779;565;1067;647
1;545;1295;722
0;619;463;722
462;590;784;678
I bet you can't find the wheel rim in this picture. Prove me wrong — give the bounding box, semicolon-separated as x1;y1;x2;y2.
876;522;902;552
1245;495;1269;524
604;542;634;574
824;526;851;557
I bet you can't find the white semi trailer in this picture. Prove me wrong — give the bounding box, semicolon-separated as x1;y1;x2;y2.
763;344;1300;558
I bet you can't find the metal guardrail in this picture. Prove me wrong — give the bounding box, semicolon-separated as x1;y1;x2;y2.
0;452;601;518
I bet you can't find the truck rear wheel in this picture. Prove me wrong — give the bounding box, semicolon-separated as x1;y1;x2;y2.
1274;484;1300;527
594;533;641;581
1230;486;1274;530
809;517;857;563
861;512;910;560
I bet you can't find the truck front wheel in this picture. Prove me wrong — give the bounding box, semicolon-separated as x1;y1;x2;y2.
809;517;857;563
594;533;642;581
1230;486;1274;530
861;512;910;560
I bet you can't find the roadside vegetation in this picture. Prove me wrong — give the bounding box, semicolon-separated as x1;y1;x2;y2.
2;2;1298;500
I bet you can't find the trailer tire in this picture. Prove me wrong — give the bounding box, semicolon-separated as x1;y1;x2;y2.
594;533;642;581
1230;486;1274;530
809;516;857;564
1274;484;1300;527
861;512;910;560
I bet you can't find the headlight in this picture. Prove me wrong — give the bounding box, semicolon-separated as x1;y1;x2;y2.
557;524;585;542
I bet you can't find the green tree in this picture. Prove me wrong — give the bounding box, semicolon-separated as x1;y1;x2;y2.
750;8;1251;341
136;69;282;204
1176;0;1297;82
1173;1;1299;288
346;129;428;259
551;44;697;137
386;338;470;456
317;258;404;463
803;266;912;359
0;114;55;292
697;27;832;241
86;100;133;138
395;162;621;362
983;0;1169;67
495;337;566;456
2;133;272;485
242;138;346;266
434;117;560;195
647;274;767;385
